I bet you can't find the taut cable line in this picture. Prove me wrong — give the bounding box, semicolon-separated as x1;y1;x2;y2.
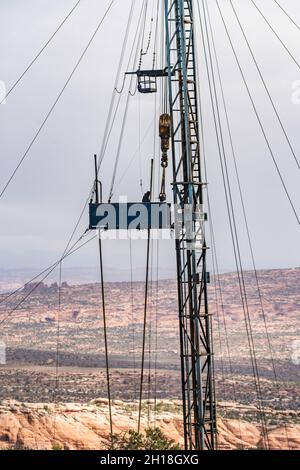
0;234;96;327
229;0;300;172
201;0;270;447
0;0;116;201
273;0;300;33
205;0;291;447
0;0;82;105
215;0;300;226
250;0;300;70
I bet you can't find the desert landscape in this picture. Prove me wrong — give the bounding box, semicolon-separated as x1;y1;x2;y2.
0;267;299;449
0;399;299;450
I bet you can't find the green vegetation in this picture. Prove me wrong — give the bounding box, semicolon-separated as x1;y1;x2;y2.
52;442;63;451
108;427;180;450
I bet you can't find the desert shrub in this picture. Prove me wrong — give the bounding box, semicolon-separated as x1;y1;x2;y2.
108;427;180;450
52;442;63;451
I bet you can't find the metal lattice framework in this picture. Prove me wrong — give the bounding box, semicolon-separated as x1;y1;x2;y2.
164;0;217;450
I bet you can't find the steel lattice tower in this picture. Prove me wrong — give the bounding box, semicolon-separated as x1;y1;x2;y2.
164;0;217;450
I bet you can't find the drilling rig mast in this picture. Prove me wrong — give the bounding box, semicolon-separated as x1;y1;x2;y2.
164;0;216;449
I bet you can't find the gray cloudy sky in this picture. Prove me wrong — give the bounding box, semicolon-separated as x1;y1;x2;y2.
0;0;299;281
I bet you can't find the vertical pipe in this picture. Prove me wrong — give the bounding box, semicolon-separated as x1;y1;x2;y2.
94;154;99;204
95;155;113;437
138;158;154;433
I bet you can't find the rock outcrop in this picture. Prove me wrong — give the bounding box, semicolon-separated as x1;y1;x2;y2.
0;400;299;450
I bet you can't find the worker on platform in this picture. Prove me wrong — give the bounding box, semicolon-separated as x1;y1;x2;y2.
142;191;151;203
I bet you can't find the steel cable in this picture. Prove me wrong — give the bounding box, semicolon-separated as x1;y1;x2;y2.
0;0;82;105
206;0;292;447
215;0;300;225
0;0;116;200
200;0;270;447
250;0;300;70
229;0;300;171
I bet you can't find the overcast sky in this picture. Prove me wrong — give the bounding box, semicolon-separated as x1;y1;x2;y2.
0;0;299;281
